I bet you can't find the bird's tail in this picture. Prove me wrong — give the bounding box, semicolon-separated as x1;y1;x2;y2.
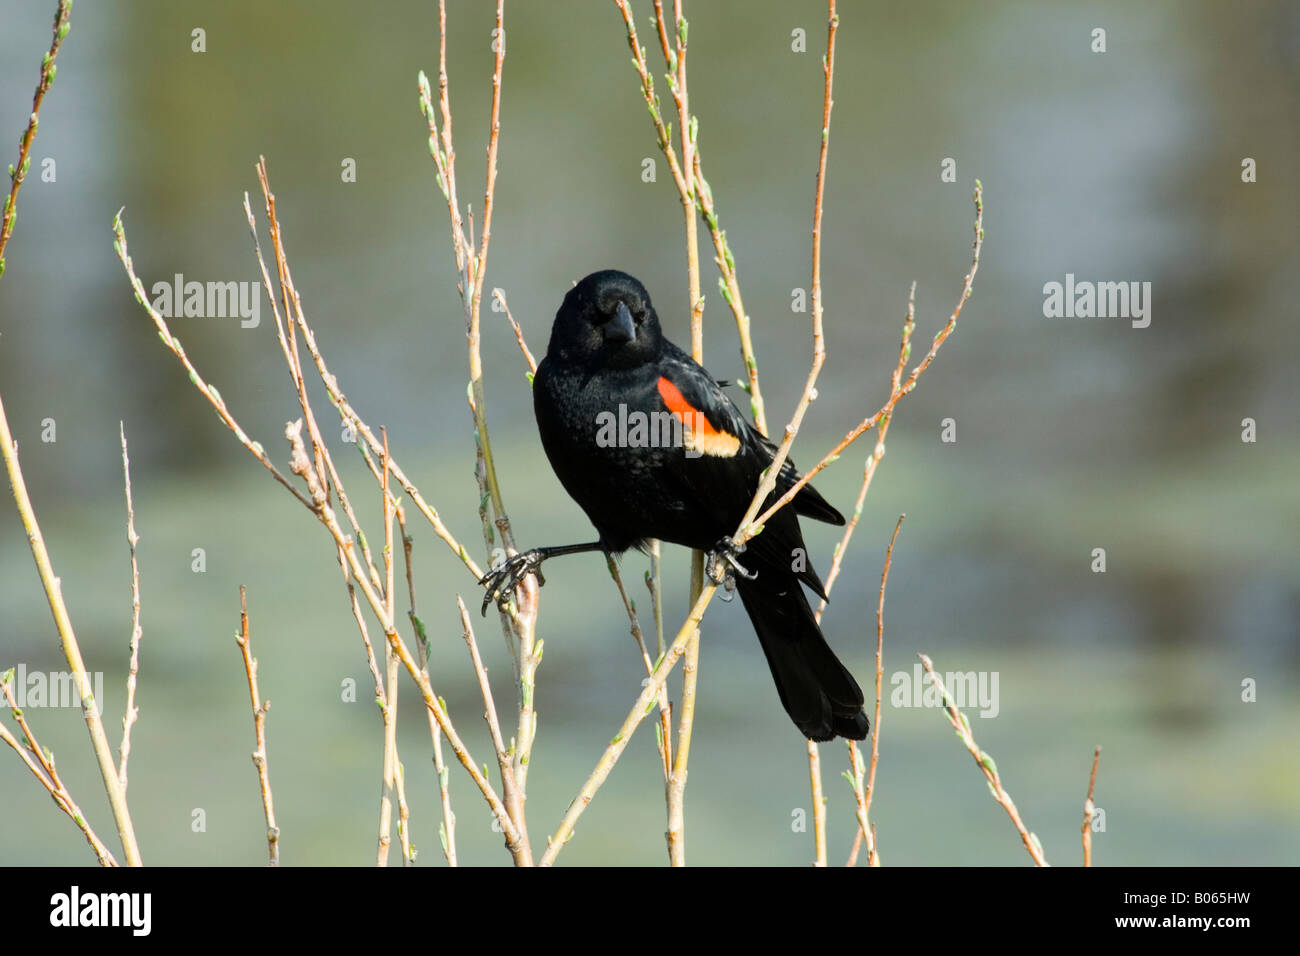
735;569;869;742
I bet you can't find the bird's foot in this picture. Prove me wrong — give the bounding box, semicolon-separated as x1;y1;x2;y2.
705;536;757;594
478;549;547;615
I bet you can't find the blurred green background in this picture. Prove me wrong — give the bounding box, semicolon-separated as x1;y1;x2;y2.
1;0;1297;866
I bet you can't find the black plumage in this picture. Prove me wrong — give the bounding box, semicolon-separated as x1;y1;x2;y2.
482;269;868;741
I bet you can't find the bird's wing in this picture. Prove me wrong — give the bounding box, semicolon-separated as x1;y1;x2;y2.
655;344;845;527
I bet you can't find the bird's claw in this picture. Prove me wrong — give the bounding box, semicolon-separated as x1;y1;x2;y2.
705;537;756;593
477;549;546;616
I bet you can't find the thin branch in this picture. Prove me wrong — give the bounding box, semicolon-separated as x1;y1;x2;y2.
491;288;537;376
543;3;982;865
246;162;521;861
837;517;902;867
395;759;414;866
117;156;532;862
456;595;532;865
606;556;673;783
726;1;840;554
540;578;718;866
817;292;914;866
666;547;702;867
117;423;143;791
0;394;142;866
344;570;386;710
236;587;279;865
0;0;71;277
114;211;313;511
818;284;915;617
455;597;511;778
240;183;485;581
462;0;513;552
0;0;140;868
400;509;458;866
806;740;827;866
845;824;863;867
647;0;707;870
615;2;727;863
254;164;392;600
862;515;903;865
1;672;117;866
781;0;842;869
647;541;665;659
742;182;983;542
692;149;766;433
281;419;526;857
418;2;542;813
376;642;402;865
918;652;1048;867
1082;745;1101;867
377;429;403;866
613;0;691;202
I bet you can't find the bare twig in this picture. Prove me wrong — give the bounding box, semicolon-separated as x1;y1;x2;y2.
726;1;840;554
0;0;140;868
0;394;141;866
267;162;526;859
281;419;526;858
666;547;702;867
692;151;767;432
845;823;863;867
613;0;692;226
418;2;543;816
818;292;914;865
620;0;981;872
1082;745;1101;867
114;210;314;512
647;542;665;658
118;161;530;863
455;598;512;782
541;578;719;866
543;0;973;865
837;518;902;868
400;510;458;866
646;0;707;870
376;429;404;866
456;596;531;864
0;0;71;277
491;288;537;376
780;0;842;868
395;759;413;866
741;183;983;543
606;557;673;784
918;652;1047;866
818;285;915;617
465;1;511;537
1;672;117;866
807;740;827;866
861;515;903;865
117;423;143;791
617;0;728;864
236;587;279;865
239;181;485;582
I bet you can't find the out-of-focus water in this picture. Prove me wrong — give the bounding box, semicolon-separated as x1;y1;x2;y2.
1;1;1296;865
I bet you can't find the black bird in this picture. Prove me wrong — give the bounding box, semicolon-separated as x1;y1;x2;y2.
481;269;868;741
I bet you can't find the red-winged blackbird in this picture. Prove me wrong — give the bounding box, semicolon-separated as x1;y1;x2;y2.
481;269;868;741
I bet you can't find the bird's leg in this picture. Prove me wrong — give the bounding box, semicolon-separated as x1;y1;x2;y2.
705;536;757;595
477;540;606;615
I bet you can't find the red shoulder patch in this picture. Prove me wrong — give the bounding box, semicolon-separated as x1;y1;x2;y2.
656;376;740;458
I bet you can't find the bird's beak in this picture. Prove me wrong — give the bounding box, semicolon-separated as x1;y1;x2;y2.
604;301;636;345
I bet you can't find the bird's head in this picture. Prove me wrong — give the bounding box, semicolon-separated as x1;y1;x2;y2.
549;269;664;369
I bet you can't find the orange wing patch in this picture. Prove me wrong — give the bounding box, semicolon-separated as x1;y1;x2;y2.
656;376;741;458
